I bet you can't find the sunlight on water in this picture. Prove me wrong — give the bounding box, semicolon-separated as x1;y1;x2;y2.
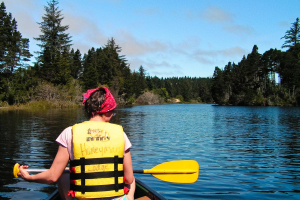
0;105;300;199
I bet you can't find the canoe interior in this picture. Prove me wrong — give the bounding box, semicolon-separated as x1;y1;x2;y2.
134;179;166;200
45;179;167;200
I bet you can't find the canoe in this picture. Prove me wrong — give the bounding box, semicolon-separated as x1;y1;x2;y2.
45;178;167;200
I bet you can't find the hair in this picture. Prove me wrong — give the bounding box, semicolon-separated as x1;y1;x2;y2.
84;88;106;118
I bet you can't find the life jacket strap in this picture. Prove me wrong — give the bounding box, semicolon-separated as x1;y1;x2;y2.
70;183;125;192
80;158;85;194
114;156;119;192
70;171;124;180
70;157;123;167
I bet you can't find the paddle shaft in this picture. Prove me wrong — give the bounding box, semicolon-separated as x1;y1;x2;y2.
134;169;196;174
20;169;194;174
23;169;69;173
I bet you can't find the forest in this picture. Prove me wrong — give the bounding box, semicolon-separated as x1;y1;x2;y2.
212;34;300;106
0;0;299;108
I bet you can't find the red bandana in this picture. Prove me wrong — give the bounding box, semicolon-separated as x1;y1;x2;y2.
82;87;117;114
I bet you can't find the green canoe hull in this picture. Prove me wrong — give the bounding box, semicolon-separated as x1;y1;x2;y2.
46;178;167;200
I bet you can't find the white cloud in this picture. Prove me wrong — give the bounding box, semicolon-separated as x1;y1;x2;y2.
201;6;234;23
185;6;254;36
135;7;160;16
223;24;255;34
177;36;201;50
114;30;169;56
189;45;246;65
63;11;107;47
279;21;290;28
128;56;184;77
220;46;247;56
4;0;42;38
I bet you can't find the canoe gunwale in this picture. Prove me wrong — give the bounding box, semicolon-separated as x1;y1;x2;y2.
45;178;167;200
135;179;167;200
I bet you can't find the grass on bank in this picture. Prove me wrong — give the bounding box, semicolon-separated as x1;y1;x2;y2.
0;82;204;110
0;100;81;110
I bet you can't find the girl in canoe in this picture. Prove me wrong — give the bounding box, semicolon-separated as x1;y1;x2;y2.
18;87;135;200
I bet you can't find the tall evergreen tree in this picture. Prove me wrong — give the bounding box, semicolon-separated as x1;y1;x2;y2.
261;48;281;93
82;48;98;90
137;65;147;95
281;18;300;49
70;48;82;79
278;44;300;93
211;67;226;104
245;45;262;91
0;2;32;75
102;38;123;85
223;62;233;99
0;2;32;103
34;0;72;84
120;62;133;99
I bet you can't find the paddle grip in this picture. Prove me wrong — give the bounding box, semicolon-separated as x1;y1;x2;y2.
133;170;144;174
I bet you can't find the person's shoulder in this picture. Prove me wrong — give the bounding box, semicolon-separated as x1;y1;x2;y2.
56;126;73;147
64;126;72;132
60;126;72;136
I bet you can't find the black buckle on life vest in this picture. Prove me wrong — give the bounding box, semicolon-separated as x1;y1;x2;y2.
80;157;86;194
70;171;124;180
70;157;123;166
70;183;125;192
114;155;119;192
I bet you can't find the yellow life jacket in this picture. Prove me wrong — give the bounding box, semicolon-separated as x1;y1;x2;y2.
70;121;125;199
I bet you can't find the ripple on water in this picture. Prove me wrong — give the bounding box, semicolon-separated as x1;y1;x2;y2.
1;106;300;199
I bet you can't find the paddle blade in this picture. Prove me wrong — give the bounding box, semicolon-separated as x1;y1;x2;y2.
13;163;20;178
150;160;199;183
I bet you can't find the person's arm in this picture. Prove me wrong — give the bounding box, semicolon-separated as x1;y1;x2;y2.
123;149;134;185
18;145;69;184
126;177;136;200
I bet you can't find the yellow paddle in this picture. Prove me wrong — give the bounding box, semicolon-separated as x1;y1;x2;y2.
13;160;199;183
134;160;199;183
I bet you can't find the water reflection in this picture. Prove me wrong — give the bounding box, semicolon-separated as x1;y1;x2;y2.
1;105;300;199
0;108;87;199
211;106;300;198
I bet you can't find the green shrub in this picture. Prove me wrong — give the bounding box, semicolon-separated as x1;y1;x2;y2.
127;97;135;105
0;101;8;107
254;93;265;106
176;95;184;103
152;88;169;102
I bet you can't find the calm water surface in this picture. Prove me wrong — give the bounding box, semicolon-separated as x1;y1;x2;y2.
0;104;299;199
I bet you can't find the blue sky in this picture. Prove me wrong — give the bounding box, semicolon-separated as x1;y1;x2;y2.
3;0;300;78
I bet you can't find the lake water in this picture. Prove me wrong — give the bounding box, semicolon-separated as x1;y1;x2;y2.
0;104;299;199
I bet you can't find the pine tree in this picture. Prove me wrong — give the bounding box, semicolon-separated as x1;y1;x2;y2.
83;64;98;90
0;2;32;103
261;48;281;95
82;48;98;90
121;65;133;99
137;65;147;95
281;18;300;49
70;48;82;79
278;44;300;94
211;67;226;105
34;0;72;84
245;45;262;91
0;2;32;74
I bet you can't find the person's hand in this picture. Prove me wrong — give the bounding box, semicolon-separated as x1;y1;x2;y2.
18;165;30;180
